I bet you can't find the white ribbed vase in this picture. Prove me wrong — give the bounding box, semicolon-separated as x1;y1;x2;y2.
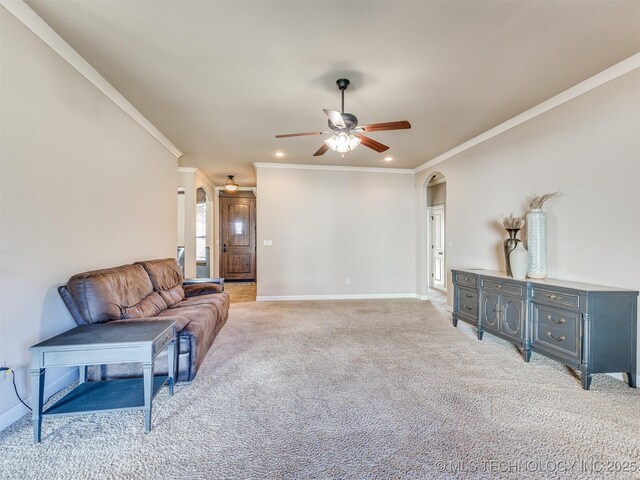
526;208;547;279
509;242;529;280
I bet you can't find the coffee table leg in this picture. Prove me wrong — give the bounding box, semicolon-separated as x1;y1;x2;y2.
31;368;45;443
167;338;176;396
79;365;87;383
143;362;153;432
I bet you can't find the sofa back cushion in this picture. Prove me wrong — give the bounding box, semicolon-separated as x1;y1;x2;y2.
119;292;167;319
67;264;165;324
135;258;185;307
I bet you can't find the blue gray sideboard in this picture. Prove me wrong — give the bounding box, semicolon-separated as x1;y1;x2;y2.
452;269;638;390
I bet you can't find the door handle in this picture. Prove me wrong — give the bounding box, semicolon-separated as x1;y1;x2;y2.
223;243;227;253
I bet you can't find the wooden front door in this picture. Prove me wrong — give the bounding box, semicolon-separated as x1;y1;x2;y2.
220;194;256;280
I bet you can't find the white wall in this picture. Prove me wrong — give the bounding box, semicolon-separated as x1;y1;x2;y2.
0;8;178;429
256;165;416;299
415;68;640;363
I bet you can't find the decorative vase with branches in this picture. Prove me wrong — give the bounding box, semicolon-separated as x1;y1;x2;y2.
526;192;561;279
501;214;524;276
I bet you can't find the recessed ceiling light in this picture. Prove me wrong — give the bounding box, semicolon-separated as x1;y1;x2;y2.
275;152;285;157
384;156;393;162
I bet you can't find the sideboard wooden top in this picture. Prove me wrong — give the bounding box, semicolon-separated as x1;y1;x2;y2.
453;269;638;294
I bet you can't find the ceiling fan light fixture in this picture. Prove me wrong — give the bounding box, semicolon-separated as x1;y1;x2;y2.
324;132;360;154
224;175;239;191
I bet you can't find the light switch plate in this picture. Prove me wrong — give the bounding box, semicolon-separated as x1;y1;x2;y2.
263;240;273;246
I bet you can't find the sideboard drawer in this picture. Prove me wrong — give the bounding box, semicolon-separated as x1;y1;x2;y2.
481;278;523;297
532;304;580;361
531;287;579;310
458;288;478;320
455;272;477;289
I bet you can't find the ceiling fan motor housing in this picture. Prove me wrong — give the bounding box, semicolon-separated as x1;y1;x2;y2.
328;113;358;131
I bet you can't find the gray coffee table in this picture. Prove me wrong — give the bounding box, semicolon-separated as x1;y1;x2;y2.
30;320;176;442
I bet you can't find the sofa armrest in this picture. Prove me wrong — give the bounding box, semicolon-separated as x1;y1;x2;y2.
184;283;223;297
182;277;224;291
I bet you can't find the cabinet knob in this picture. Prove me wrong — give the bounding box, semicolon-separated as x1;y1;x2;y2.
496;284;502;288
548;294;557;300
464;305;473;311
465;293;473;298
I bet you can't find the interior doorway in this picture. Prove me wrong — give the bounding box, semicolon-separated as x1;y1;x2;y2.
219;191;256;281
430;204;445;290
427;173;447;292
195;187;211;278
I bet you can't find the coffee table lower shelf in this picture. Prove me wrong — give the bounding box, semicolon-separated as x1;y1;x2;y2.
44;376;169;416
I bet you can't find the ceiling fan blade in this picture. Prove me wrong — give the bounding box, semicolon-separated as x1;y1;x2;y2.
313;144;329;156
323;109;346;128
275;131;326;138
354;133;389;153
359;120;411;132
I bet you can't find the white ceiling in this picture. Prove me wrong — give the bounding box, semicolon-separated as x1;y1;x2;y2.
26;0;640;186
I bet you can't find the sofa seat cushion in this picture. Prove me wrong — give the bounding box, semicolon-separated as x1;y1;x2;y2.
136;258;185;307
172;292;230;322
67;264;160;324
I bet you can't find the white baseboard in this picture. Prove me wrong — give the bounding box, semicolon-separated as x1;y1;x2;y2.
0;368;78;432
256;293;418;301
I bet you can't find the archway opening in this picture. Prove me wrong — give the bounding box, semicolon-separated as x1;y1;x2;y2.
195;187;210;278
425;172;447;297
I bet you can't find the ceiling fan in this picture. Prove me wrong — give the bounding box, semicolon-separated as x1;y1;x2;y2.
275;78;411;157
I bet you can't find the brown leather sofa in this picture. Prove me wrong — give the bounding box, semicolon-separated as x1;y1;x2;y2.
58;258;230;382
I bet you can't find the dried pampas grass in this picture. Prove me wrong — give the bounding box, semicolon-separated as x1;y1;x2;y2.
502;214;525;230
527;191;562;210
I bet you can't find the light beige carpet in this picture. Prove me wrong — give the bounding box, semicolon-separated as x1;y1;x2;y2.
1;299;639;479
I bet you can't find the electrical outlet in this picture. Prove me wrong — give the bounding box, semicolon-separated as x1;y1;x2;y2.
345;278;351;285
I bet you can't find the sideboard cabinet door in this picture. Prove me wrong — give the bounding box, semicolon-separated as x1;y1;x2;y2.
480;292;500;333
501;296;524;340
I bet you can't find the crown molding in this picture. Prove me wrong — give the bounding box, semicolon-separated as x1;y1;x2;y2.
1;0;183;159
253;162;415;175
177;167;217;190
195;169;215;189
415;52;640;173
